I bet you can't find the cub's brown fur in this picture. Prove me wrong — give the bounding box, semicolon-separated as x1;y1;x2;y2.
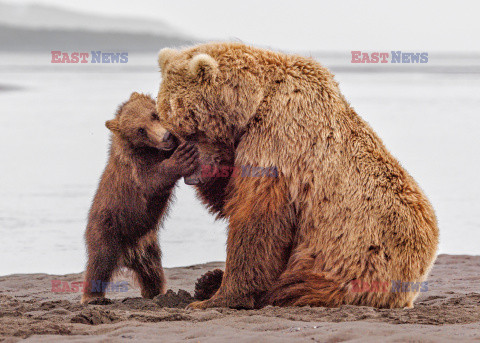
81;92;198;304
157;43;439;309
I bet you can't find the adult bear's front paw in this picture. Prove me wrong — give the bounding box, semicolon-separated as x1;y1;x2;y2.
186;299;212;310
187;293;255;310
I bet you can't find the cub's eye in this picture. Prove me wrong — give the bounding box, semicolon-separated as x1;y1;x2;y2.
151;113;159;121
137;128;147;136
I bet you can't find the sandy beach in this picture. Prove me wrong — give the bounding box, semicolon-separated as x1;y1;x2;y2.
0;254;478;342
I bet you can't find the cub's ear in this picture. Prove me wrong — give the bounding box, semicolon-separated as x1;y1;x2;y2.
105;119;120;133
188;53;218;81
158;48;179;72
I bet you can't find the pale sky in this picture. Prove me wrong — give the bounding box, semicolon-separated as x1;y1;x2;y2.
2;0;480;52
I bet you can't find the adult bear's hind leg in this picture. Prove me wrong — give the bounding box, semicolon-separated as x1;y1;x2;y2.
262;249;347;307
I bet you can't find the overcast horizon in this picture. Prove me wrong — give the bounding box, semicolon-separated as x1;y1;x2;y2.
1;0;479;53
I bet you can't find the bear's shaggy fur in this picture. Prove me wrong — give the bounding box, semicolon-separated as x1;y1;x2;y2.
81;92;198;304
156;43;439;309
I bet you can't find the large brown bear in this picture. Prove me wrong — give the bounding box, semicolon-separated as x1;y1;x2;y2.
156;43;439;309
81;92;198;304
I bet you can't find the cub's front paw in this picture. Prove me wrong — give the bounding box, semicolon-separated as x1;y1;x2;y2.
167;142;199;177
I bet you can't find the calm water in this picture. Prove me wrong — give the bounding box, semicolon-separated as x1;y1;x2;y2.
0;53;479;275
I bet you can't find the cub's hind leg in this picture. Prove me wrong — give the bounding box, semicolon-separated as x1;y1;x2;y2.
124;231;166;299
82;231;120;304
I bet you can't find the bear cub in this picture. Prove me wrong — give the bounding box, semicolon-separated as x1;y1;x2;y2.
81;92;198;304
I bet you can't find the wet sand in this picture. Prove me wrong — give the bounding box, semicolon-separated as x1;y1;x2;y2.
0;254;479;342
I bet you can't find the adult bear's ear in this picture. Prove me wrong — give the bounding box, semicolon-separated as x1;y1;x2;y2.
129;92;142;100
105;119;120;133
158;48;179;73
188;54;218;82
